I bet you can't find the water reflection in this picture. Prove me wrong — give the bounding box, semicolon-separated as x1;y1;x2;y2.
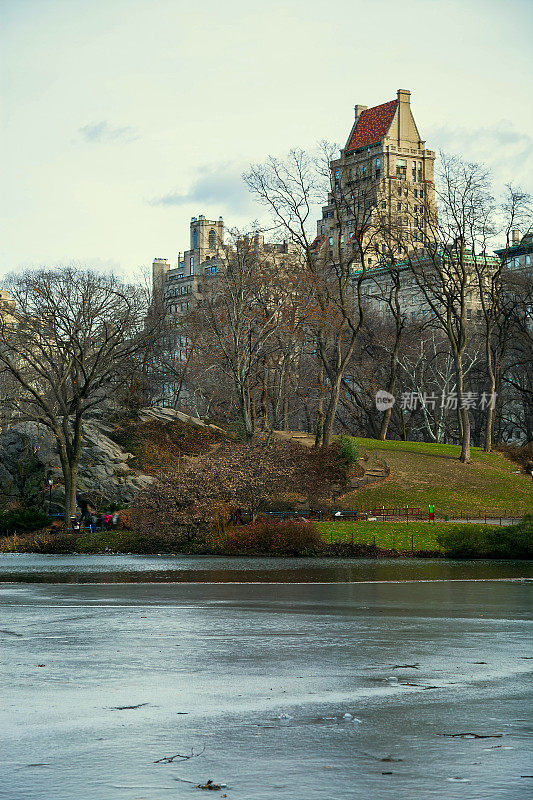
0;554;531;583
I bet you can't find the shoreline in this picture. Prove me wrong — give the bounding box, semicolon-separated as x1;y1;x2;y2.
1;547;531;560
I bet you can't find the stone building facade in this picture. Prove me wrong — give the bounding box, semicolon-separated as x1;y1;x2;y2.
314;89;438;268
151;215;299;405
496;229;533;273
312;89;509;322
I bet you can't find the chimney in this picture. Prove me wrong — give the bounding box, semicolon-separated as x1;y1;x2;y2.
397;89;411;105
511;229;520;245
354;104;367;122
396;89;411;145
152;258;170;293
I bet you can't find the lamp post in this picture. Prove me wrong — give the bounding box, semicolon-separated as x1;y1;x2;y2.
47;478;53;516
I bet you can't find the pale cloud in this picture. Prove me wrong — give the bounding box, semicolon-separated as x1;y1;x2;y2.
149;163;254;214
429;120;533;189
2;0;532;277
79;121;138;144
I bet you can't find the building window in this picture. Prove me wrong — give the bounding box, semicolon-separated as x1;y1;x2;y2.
396;159;406;179
193;229;198;248
414;189;418;198
208;229;216;249
381;201;386;209
397;202;401;211
340;234;344;244
418;163;423;181
526;255;531;265
420;189;424;198
397;187;402;197
375;157;381;180
190;257;194;274
329;237;333;246
321;225;325;234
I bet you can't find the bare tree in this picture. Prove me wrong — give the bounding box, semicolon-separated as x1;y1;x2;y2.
397;155;495;462
0;267;151;521
501;265;533;443
474;186;531;450
184;231;302;439
245;146;382;448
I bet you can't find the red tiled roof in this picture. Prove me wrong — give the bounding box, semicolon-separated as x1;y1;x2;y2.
310;234;325;251
346;99;397;151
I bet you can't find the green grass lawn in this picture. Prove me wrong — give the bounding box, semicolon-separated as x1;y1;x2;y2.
341;438;532;517
316;520;505;552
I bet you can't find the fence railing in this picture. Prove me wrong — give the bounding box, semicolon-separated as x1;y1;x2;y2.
259;509;523;525
321;522;522;552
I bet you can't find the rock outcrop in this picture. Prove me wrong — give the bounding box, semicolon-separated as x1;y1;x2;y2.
0;418;153;508
0;407;227;509
139;406;225;434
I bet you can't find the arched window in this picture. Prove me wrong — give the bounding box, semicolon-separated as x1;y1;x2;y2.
208;229;216;250
193;228;198;248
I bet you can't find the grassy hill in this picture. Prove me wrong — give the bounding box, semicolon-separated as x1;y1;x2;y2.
109;418;531;518
341;438;532;517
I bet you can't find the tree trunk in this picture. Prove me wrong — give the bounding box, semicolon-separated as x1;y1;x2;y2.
379;405;393;442
314;364;324;448
322;376;343;449
483;377;495;453
401;411;408;442
379;327;401;441
261;363;269;430
238;384;254;440
455;362;471;463
61;461;78;525
250;394;256;432
483;343;496;453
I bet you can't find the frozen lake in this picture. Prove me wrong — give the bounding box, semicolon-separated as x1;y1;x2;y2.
1;555;532;799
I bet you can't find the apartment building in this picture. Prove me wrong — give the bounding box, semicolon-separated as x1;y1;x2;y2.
496;229;533;272
151;215;299;404
312;89;512;323
313;89;437;267
358;248;502;323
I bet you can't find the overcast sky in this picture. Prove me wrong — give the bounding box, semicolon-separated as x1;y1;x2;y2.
1;0;532;280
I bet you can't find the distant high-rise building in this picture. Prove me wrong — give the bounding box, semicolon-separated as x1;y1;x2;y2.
151;215;299;406
315;89;437;266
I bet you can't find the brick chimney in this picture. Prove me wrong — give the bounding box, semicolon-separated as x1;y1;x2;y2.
397;88;411;104
396;89;411;144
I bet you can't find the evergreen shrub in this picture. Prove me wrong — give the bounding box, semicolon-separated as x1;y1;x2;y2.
436;515;533;559
335;436;360;465
0;508;51;535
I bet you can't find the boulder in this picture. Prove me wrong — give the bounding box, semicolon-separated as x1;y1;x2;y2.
0;417;154;508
